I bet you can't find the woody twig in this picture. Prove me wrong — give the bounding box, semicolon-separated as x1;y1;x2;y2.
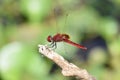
38;45;95;80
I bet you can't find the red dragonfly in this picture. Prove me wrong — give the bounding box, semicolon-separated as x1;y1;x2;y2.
47;33;87;50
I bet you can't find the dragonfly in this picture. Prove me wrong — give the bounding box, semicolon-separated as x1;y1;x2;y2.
46;7;87;50
47;33;87;50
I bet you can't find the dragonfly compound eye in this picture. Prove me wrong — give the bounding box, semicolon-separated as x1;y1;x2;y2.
47;35;52;42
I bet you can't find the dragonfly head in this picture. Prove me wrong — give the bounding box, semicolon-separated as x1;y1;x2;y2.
47;35;53;42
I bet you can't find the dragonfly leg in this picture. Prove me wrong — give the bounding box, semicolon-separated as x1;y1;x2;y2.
50;42;53;46
47;41;57;50
54;42;57;49
47;41;53;47
50;41;57;50
51;42;57;50
47;41;56;48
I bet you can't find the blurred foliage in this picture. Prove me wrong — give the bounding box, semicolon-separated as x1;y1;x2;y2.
0;0;120;80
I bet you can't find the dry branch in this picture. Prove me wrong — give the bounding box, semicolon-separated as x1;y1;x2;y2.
38;45;96;80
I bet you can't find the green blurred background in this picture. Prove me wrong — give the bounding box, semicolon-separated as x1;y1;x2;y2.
0;0;120;80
